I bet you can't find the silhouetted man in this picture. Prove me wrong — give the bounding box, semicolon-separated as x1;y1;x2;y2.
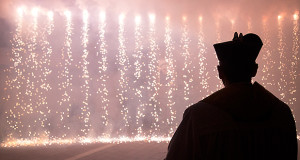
165;32;297;160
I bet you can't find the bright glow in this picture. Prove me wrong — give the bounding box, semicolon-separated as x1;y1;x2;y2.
64;10;71;18
278;15;282;20
119;13;125;24
166;16;170;21
17;7;25;16
100;11;106;22
48;11;54;21
135;15;141;25
31;7;39;17
294;12;299;21
198;16;203;22
96;12;110;130
133;14;144;136
231;19;235;25
231;19;236;31
149;13;156;23
183;16;187;21
83;10;89;20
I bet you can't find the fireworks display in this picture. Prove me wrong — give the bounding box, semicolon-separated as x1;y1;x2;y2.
0;4;299;147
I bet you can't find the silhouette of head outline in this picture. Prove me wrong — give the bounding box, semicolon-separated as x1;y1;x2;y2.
214;32;263;66
214;32;263;86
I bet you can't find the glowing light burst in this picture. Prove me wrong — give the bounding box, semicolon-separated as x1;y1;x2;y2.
17;6;26;17
47;11;54;21
149;13;155;24
100;11;106;23
117;13;131;133
180;18;194;107
294;12;299;21
64;10;71;19
198;16;203;22
80;10;91;135
95;11;111;136
31;7;39;17
164;18;177;136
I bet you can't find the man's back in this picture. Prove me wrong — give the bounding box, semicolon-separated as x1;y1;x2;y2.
166;82;297;159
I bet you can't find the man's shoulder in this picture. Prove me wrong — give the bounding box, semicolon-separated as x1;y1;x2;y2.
184;101;233;123
253;82;285;102
201;82;290;108
253;82;291;110
200;82;293;122
187;101;222;114
183;101;236;134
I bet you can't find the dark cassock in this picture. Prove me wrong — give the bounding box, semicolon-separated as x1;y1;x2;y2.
165;33;297;160
165;82;297;160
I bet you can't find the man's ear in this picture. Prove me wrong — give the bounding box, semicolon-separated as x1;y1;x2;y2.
250;63;258;77
217;65;224;79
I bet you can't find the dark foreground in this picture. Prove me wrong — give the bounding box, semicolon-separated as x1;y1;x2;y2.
0;142;168;160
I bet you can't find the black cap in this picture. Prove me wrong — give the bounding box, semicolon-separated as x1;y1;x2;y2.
213;32;263;65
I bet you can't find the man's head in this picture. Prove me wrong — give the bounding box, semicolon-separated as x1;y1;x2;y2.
213;32;263;87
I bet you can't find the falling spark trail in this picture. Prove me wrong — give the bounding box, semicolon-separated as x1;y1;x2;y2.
197;19;209;99
133;15;145;137
277;17;288;101
147;14;160;134
57;10;73;138
117;14;131;134
164;18;176;137
261;18;275;88
96;12;111;136
80;10;91;136
22;9;40;138
289;16;299;108
38;11;54;137
5;8;25;140
180;20;194;108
